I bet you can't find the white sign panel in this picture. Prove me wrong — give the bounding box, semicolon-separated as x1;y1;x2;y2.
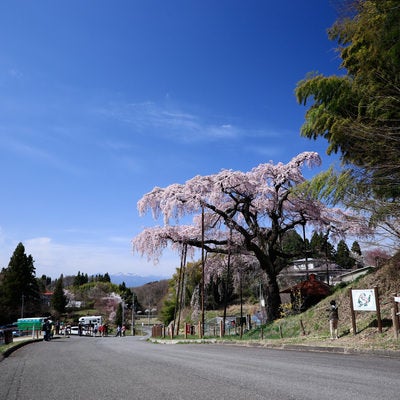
394;296;400;303
352;289;377;311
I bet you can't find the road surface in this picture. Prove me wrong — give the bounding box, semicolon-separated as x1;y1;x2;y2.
1;335;399;399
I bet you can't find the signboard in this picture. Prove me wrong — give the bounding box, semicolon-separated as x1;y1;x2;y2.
351;289;377;311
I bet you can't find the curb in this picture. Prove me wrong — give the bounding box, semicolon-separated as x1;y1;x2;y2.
1;336;63;362
149;338;400;358
1;338;42;361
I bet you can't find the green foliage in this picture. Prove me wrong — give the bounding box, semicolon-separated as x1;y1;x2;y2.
118;282;134;309
51;275;68;315
0;243;41;324
90;273;111;283
335;240;355;269
296;0;400;209
351;241;362;256
160;296;176;325
73;271;89;286
310;232;335;260
281;229;304;259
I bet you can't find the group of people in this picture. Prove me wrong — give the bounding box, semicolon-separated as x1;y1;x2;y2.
115;324;126;337
42;303;339;341
42;319;53;341
78;323;109;336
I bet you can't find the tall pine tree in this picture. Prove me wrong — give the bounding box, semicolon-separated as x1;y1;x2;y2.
51;275;68;316
0;243;41;324
335;240;356;270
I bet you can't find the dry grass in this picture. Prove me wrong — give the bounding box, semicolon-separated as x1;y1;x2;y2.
199;254;400;351
264;253;400;351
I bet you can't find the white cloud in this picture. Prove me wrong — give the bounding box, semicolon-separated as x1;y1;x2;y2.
96;100;260;143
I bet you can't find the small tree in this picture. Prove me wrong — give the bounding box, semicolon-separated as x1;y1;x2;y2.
51;275;68;316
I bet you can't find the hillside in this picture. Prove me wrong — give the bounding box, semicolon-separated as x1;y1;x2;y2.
266;252;400;350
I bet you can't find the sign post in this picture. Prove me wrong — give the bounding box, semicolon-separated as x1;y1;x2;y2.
393;295;400;339
349;287;382;335
349;289;357;335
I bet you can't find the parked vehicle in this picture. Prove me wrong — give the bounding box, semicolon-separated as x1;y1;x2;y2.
70;326;87;335
17;317;47;332
78;316;102;326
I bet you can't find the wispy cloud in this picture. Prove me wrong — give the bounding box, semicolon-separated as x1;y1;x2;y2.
96;101;260;143
1;137;85;175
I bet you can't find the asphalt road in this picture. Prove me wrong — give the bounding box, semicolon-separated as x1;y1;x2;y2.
1;335;400;400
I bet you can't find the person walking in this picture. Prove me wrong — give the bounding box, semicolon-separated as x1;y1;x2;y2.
328;300;339;339
115;325;122;337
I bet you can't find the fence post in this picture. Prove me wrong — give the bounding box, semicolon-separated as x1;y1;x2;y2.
392;308;399;339
300;319;306;336
198;321;202;339
349;288;357;335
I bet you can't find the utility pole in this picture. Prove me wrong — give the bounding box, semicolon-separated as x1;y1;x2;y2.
131;293;136;336
201;205;205;338
301;221;309;280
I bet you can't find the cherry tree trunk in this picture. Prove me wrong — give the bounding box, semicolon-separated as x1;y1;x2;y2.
264;274;282;322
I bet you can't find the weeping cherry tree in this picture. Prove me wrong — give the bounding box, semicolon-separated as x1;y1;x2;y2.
132;152;369;321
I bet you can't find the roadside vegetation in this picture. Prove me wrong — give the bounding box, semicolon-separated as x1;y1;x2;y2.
154;252;400;352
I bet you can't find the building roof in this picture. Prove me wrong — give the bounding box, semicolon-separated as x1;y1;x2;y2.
280;273;332;296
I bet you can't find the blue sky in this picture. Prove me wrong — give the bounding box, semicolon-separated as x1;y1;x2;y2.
0;1;342;280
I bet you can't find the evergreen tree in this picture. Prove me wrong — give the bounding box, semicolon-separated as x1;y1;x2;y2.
351;241;362;256
351;241;363;268
282;230;305;259
335;240;355;269
51;275;68;315
0;243;41;324
73;271;88;286
310;232;335;260
119;282;133;309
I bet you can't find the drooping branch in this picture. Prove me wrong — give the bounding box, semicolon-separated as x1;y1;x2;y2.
132;152;373;321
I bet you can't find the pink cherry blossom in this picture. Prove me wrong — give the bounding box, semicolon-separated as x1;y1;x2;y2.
132;152;371;320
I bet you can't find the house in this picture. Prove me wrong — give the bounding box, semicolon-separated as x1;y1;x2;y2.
41;291;53;306
280;274;332;312
282;257;344;285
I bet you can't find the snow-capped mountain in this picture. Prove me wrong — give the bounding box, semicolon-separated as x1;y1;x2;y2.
110;273;170;287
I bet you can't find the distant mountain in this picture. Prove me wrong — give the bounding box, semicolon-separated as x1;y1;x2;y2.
110;273;170;287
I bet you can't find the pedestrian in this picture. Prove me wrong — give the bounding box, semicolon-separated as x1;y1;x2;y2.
42;319;51;341
115;325;122;337
121;325;126;336
328;300;339;339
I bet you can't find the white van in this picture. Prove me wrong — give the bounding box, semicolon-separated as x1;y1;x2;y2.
78;316;102;326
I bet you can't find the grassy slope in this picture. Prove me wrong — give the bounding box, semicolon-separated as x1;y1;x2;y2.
239;253;400;350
